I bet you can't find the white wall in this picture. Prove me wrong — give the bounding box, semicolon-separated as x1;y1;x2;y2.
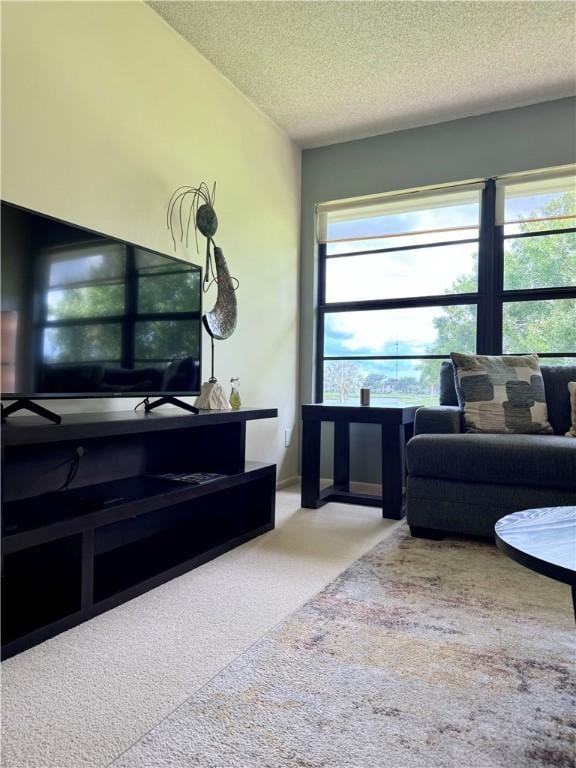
1;1;301;480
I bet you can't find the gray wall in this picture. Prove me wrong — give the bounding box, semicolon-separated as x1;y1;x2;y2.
299;97;576;481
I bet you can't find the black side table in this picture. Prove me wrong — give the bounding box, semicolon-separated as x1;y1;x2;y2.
300;403;421;520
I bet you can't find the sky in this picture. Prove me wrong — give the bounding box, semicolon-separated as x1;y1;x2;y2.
324;200;479;360
322;189;569;366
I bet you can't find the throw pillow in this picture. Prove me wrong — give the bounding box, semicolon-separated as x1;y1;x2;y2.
566;382;576;437
450;352;553;434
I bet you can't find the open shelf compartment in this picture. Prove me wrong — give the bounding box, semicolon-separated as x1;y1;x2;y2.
94;475;274;602
2;534;83;645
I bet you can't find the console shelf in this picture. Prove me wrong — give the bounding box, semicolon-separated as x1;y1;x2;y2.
1;408;277;659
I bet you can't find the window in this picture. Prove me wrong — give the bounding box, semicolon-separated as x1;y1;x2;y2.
316;168;576;405
497;172;576;364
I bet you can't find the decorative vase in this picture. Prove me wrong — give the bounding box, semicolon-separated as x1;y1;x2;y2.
229;378;241;410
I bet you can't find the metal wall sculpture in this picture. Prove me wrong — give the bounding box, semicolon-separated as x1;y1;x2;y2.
166;182;239;409
167;182;238;341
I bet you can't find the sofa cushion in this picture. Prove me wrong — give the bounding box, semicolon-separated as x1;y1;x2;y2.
406;476;576;537
542;366;576;435
439;361;458;406
450;352;553;434
407;433;576;491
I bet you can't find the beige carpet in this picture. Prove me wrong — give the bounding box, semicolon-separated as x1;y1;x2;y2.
111;528;575;768
1;484;395;768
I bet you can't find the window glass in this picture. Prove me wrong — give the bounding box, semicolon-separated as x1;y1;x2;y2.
324;306;477;358
498;176;576;234
325;244;478;302
318;171;576;406
323;358;444;407
503;232;576;290
322;188;481;243
502;299;576;354
326;228;479;256
537;357;576;366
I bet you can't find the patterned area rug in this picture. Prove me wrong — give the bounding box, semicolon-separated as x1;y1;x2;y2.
113;528;575;768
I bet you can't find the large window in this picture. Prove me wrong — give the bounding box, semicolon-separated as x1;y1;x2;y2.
316;168;576;405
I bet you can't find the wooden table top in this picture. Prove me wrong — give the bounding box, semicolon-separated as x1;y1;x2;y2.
495;506;576;586
301;402;422;425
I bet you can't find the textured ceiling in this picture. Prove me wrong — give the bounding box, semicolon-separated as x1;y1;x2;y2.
149;0;576;148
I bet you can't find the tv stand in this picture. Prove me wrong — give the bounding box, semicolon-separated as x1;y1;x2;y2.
1;399;62;424
143;396;199;415
1;407;277;659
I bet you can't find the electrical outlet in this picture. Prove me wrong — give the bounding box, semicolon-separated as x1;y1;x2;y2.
284;428;292;448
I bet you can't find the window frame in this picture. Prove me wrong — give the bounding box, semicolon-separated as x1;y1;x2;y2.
315;177;576;403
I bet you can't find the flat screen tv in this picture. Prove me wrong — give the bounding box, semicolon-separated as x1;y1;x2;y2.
1;201;202;402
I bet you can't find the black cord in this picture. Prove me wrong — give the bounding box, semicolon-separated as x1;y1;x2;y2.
56;448;82;492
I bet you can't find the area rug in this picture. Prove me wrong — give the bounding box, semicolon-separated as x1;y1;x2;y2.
111;528;575;768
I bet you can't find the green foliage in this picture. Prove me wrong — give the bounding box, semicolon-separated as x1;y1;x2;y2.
419;191;576;384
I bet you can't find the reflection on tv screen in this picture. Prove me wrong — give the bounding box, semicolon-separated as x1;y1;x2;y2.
1;202;202;396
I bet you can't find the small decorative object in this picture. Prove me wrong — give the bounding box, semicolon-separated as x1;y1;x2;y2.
360;388;371;406
229;377;241;410
194;378;230;410
166;182;239;409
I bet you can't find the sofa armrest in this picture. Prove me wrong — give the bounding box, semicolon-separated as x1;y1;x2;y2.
414;406;463;435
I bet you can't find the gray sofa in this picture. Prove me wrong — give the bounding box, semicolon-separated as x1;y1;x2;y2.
406;363;576;539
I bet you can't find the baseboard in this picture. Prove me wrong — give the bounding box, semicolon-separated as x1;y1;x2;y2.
276;476;299;490
320;477;382;495
278;477;382;495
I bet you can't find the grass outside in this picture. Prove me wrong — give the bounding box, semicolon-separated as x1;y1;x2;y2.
323;392;438;407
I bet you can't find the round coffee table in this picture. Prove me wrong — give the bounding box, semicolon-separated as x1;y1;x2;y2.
495;506;576;617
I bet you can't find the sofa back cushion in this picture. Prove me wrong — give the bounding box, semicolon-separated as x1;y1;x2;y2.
567;382;576;437
439;361;459;406
542;366;576;435
439;360;576;435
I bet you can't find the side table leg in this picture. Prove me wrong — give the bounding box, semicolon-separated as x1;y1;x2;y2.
333;421;350;491
381;424;404;520
301;419;322;508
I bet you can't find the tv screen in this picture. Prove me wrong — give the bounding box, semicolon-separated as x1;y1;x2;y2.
1;202;202;398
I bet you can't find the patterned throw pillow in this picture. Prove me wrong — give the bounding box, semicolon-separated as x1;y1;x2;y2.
450;352;553;434
567;382;576;437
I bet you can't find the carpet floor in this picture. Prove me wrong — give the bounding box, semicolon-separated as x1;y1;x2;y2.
1;485;393;768
111;528;575;768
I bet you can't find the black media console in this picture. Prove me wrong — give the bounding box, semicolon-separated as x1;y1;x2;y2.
1;407;277;659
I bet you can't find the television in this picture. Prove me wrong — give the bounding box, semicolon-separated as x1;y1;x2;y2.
1;201;202;405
